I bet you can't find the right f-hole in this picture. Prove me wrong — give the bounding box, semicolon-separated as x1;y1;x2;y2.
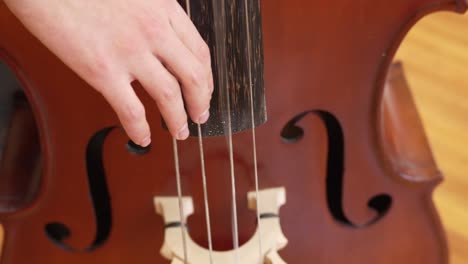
0;58;42;213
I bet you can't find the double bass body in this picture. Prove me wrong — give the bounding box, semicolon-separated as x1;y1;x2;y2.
0;0;465;263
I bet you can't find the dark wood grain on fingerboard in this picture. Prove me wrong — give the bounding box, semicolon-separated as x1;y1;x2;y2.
176;0;266;137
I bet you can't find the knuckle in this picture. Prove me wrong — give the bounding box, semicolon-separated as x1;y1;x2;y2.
207;75;215;94
207;80;214;94
160;85;180;103
117;37;142;56
120;103;146;122
83;56;113;83
196;43;212;65
187;67;206;89
138;13;169;44
200;88;212;103
209;83;214;94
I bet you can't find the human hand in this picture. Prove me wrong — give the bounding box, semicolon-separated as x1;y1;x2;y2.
4;0;214;146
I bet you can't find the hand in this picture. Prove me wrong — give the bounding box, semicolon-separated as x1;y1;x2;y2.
4;0;214;146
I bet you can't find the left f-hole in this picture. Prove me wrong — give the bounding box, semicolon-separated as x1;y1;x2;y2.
44;127;115;252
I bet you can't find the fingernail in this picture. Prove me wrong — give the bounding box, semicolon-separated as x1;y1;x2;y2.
141;136;151;147
177;124;190;140
198;109;210;124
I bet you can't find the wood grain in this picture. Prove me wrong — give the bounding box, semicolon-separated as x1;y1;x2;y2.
175;0;266;137
394;11;468;264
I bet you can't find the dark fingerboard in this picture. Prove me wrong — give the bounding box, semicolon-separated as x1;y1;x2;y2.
176;0;266;137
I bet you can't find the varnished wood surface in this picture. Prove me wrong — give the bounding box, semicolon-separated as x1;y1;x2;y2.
0;3;467;264
394;11;468;264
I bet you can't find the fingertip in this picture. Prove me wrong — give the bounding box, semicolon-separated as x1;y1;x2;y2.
176;123;190;140
121;112;152;148
126;123;151;148
99;80;153;150
197;108;210;124
140;135;152;147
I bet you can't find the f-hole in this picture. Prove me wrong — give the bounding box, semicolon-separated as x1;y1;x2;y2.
45;127;115;252
281;110;392;227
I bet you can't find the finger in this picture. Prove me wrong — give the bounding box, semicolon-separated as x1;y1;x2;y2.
169;2;211;63
99;79;152;146
170;2;214;94
154;26;212;124
132;54;190;140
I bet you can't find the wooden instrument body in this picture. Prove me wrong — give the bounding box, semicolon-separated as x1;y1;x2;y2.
0;0;466;263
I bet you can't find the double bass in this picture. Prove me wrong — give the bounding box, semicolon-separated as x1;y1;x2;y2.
0;0;465;263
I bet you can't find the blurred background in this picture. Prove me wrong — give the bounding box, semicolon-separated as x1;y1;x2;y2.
394;10;468;263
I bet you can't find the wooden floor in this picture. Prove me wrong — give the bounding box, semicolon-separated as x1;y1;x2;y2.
394;10;468;264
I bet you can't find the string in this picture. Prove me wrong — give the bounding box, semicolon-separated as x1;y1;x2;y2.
172;138;189;264
209;0;240;262
220;5;240;264
197;125;214;264
176;2;260;264
226;104;240;264
186;0;215;263
243;0;263;262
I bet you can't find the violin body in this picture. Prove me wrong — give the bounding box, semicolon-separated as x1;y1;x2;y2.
0;0;466;263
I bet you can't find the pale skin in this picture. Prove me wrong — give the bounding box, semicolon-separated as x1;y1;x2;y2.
4;0;214;146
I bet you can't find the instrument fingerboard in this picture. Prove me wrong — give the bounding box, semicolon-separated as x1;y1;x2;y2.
176;0;266;137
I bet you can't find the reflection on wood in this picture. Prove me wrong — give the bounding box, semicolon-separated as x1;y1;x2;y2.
382;61;441;183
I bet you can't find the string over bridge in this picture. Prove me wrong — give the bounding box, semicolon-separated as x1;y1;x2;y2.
154;188;288;264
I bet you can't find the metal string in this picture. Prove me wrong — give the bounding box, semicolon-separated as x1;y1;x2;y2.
210;0;240;262
197;124;214;264
226;103;240;264
186;0;215;263
176;1;261;264
243;0;263;262
173;138;189;264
